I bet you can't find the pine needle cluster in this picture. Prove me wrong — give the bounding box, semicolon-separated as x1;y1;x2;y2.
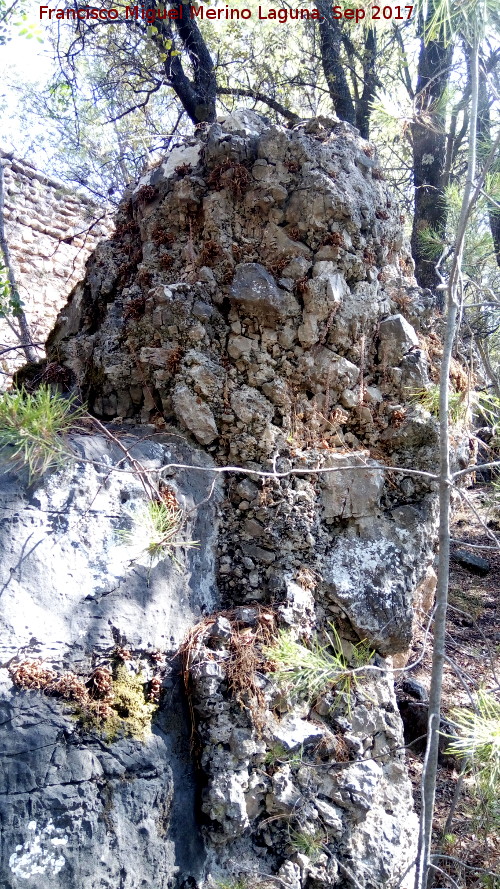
0;386;85;479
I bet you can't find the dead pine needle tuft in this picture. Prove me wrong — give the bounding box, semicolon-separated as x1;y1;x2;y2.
179;606;277;737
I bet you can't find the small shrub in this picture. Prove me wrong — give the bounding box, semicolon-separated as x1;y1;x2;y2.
408;384;467;425
0;386;86;479
265;624;373;706
120;488;198;569
447;690;500;782
289;828;325;861
446;690;500;834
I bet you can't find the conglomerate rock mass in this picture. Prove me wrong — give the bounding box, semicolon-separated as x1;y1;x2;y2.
0;110;449;889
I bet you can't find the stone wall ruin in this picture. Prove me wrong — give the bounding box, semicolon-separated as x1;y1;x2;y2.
0;150;110;379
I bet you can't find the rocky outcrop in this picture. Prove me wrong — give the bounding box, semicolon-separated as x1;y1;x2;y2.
47;109;439;655
0;111;446;888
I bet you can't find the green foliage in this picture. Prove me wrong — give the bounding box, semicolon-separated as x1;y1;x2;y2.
143;499;185;562
120;496;198;569
0;262;23;319
265;624;373;706
447;690;500;833
0;0;35;45
417;225;445;260
216;880;248;889
420;0;497;45
410;386;500;434
474;391;500;432
0;386;86;479
447;690;500;778
264;742;304;767
289;828;325;861
350;639;375;668
409;385;468;425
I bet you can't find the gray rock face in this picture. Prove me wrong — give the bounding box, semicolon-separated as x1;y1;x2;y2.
0;432;219;889
229;263;300;320
378;313;420;366
320;452;384;520
0;433;220;665
0;691;204;889
322;499;437;654
187;618;417;889
173;382;219;444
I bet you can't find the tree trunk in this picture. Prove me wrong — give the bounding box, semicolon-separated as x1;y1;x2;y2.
410;5;454;291
414;33;480;889
356;28;377;140
477;68;500;268
152;0;217;124
316;0;356;126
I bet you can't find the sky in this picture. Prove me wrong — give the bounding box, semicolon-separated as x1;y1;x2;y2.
0;9;54;162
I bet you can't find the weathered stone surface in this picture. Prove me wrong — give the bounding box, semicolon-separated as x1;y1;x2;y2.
451;548;490;576
173;383;219;444
161;143;202;179
269;715;324;750
0;691;205;889
401;678;428;701
0;432;221;666
322;499;437;655
0;434;219;888
262;221;312;260
230;385;274;426
229;263;299;320
378;314;419;366
320;452;384;519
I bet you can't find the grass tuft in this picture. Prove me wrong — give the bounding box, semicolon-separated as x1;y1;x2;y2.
289;827;326;861
447;690;500;779
0;386;85;479
408;384;467;425
446;690;500;835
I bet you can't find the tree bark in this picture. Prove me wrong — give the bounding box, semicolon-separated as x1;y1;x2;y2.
410;4;454;291
151;0;217;124
477;67;500;268
316;0;356;126
217;87;300;124
356;28;377;139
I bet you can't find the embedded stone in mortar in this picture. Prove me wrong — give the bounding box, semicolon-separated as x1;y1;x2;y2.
322;537;415;655
378;313;419;366
172;383;219;445
229;263;300;320
320;452;384;520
